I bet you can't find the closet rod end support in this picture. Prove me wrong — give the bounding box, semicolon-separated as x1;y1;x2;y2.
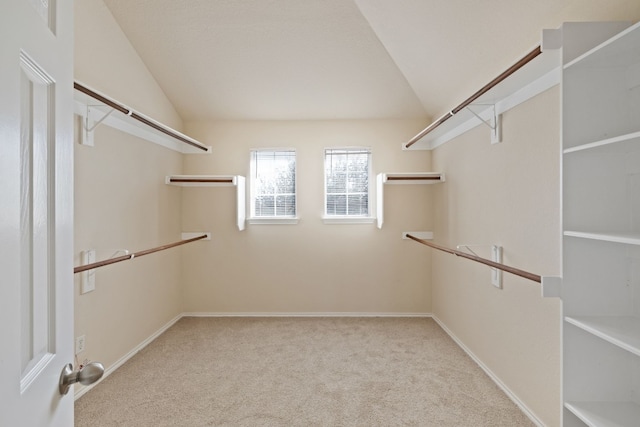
541;276;562;298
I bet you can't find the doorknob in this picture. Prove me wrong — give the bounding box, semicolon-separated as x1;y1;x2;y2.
59;361;104;395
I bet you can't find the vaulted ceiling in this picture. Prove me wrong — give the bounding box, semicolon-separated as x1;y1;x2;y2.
102;0;640;122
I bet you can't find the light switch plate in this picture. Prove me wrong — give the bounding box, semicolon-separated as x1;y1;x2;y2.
81;249;96;294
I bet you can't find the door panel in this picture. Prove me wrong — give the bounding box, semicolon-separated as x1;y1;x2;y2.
19;52;56;392
0;0;74;426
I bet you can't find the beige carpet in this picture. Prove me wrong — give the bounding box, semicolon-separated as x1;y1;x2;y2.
75;317;534;426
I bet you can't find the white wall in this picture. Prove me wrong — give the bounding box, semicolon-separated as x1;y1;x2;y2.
181;119;433;314
74;0;182;130
74;126;183;371
431;87;562;426
73;0;185;391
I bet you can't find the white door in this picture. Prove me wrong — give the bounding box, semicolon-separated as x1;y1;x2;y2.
0;0;75;426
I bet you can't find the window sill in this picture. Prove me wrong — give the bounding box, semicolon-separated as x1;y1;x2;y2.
322;216;375;225
247;217;299;225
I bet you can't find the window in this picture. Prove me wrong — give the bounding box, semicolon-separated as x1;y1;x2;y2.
324;148;372;220
249;149;296;221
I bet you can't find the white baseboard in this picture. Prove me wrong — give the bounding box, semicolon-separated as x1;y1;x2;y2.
183;312;433;318
431;315;545;427
73;313;183;400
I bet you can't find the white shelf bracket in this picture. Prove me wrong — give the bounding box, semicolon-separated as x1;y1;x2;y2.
465;104;502;144
457;244;503;288
456;244;480;257
81;105;115;146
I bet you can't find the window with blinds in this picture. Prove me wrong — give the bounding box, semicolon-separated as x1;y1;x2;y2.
324;148;371;217
250;149;296;218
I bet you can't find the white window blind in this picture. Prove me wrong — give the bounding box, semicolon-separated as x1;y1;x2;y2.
250;150;296;218
324;148;371;217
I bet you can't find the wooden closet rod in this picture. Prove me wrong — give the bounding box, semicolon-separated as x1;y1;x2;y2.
405;233;541;283
385;176;442;181
405;46;542;149
73;82;209;152
73;234;208;274
168;178;234;184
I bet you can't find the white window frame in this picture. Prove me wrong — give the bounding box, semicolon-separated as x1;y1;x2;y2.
323;147;375;224
248;148;299;225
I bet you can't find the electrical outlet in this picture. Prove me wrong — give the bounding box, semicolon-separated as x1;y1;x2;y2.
76;335;86;354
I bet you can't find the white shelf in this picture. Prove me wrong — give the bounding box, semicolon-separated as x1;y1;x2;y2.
563;131;640;154
379;172;445;184
565;401;640;427
565;316;640;357
74;82;211;154
165;175;237;187
166;175;246;231
563;231;640;246
376;172;444;229
403;47;560;150
564;21;640;70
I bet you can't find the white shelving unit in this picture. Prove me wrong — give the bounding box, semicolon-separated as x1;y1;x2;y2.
166;175;246;231
561;21;640;427
375;173;444;229
401;22;638;153
401;42;560;150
